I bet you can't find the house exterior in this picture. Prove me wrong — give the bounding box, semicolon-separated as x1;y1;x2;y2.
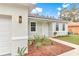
0;3;68;56
28;15;68;38
0;3;35;56
68;22;79;34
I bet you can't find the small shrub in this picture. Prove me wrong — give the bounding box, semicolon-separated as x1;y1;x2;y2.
17;47;26;56
57;35;70;38
34;35;42;43
68;32;73;35
34;35;42;48
28;40;34;46
35;42;42;48
29;35;53;48
54;32;57;36
42;39;53;45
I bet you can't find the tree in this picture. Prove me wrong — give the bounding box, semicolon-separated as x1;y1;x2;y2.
69;4;78;22
60;4;79;22
60;8;69;21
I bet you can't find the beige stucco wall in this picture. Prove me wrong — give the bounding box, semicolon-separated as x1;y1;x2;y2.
0;4;29;55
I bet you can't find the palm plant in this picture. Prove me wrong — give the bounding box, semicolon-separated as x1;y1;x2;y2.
34;35;42;48
17;47;26;56
33;35;53;48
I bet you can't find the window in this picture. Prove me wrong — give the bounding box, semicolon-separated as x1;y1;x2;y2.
31;22;36;31
56;23;59;31
19;16;22;23
62;24;65;31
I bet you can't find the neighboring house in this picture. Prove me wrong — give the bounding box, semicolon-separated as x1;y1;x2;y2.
0;3;35;56
28;15;68;38
68;22;79;34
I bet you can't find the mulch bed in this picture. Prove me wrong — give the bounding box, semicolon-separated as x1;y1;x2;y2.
26;41;74;56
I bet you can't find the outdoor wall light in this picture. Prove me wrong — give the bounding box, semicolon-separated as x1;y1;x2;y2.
19;16;22;24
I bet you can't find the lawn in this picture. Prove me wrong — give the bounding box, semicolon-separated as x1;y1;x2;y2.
57;35;79;45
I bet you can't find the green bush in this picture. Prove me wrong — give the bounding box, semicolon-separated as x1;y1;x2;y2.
54;32;57;36
29;35;53;48
35;42;42;48
57;35;69;38
34;35;43;48
68;32;73;35
28;40;34;46
42;39;53;45
34;35;42;43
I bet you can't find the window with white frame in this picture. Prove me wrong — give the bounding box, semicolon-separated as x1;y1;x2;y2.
62;24;65;31
31;22;36;31
56;23;59;31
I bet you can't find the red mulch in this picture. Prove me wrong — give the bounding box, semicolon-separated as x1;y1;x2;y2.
26;41;74;56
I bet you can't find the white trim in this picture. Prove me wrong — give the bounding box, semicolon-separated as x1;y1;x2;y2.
0;52;10;56
28;17;68;23
12;36;28;40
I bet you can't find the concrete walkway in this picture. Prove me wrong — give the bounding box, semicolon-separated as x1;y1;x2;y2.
49;38;79;56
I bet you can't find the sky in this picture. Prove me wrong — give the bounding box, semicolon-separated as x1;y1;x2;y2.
31;3;72;18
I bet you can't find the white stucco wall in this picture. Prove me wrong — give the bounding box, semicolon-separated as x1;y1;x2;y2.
42;22;49;36
12;15;28;55
52;22;68;36
28;20;38;38
0;4;29;55
28;18;68;38
28;19;49;38
48;22;52;37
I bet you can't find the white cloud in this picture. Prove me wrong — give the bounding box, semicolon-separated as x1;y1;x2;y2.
57;11;60;16
31;7;43;14
57;7;61;11
36;7;42;12
62;4;70;8
31;3;36;4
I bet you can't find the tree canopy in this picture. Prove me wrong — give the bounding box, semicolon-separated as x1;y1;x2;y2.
60;4;79;22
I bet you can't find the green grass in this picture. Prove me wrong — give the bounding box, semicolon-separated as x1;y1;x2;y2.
57;35;79;45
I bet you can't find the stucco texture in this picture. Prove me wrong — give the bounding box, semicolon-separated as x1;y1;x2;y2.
68;22;79;34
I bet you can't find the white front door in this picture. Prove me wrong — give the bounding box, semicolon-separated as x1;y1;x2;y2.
0;15;11;55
